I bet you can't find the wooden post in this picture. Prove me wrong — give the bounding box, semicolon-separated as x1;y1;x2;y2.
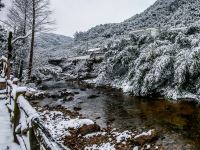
13;92;21;144
13;92;26;143
29;127;40;150
0;80;6;90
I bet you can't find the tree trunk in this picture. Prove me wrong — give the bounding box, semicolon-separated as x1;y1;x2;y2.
23;0;27;39
18;0;28;79
28;0;36;79
19;60;23;81
8;32;13;61
7;32;13;79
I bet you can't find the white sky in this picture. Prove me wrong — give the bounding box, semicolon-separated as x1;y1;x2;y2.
1;0;156;37
50;0;156;37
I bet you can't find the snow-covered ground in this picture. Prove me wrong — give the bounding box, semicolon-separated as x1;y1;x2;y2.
0;100;21;150
34;105;160;149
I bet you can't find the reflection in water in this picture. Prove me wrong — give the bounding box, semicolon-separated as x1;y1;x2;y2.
105;96;200;148
38;81;200;149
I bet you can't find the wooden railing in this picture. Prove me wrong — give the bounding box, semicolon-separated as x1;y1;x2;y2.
0;56;68;150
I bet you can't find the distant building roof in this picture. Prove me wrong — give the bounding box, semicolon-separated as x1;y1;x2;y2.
87;48;101;52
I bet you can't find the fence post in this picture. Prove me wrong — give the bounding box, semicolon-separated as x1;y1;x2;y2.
29;126;40;150
13;92;26;143
13;92;21;143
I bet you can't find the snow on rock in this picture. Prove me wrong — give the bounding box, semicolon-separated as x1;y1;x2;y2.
59;118;94;130
16;87;27;93
112;131;134;143
134;129;157;145
84;142;115;150
132;146;139;150
134;129;155;139
36;108;160;149
39;110;94;141
84;132;107;138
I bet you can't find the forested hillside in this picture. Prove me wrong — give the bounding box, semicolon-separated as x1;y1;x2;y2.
95;26;200;100
63;0;200;100
74;0;200;51
35;33;73;49
9;0;200;101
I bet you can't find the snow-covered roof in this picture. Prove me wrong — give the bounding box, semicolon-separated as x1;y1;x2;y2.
87;48;101;52
68;55;90;61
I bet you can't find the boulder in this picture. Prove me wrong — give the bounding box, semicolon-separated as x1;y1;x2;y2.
73;106;82;111
60;89;74;97
134;129;157;145
63;96;74;102
87;95;99;99
78;124;101;136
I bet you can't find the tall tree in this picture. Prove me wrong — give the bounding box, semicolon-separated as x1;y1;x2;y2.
6;0;31;78
0;0;6;56
28;0;52;79
28;0;35;79
0;0;4;10
7;32;13;79
6;0;53;80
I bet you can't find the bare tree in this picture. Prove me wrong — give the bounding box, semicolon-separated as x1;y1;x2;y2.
7;0;30;36
28;0;53;79
6;0;53;80
6;0;31;78
28;0;36;79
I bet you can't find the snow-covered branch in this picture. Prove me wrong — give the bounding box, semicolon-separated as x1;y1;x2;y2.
11;31;32;44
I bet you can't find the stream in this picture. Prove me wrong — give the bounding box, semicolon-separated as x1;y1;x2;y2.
34;80;200;150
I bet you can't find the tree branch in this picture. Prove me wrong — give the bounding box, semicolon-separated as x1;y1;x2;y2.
11;31;32;44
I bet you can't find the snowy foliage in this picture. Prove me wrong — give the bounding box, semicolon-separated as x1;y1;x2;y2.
0;26;7;56
35;65;62;80
95;26;200;100
70;0;200;56
33;33;76;73
29;0;200;101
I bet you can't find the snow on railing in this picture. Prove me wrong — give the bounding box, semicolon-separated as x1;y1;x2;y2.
5;78;68;150
0;57;68;150
0;56;8;78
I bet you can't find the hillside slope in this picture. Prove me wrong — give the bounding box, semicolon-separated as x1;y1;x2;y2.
35;0;200;101
33;33;75;72
74;0;200;49
35;33;73;49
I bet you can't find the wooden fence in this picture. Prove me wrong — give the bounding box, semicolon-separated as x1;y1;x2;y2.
1;56;68;150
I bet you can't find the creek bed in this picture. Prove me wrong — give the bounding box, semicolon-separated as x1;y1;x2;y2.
32;80;200;150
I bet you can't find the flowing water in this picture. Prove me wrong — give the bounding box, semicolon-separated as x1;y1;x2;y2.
35;80;200;150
